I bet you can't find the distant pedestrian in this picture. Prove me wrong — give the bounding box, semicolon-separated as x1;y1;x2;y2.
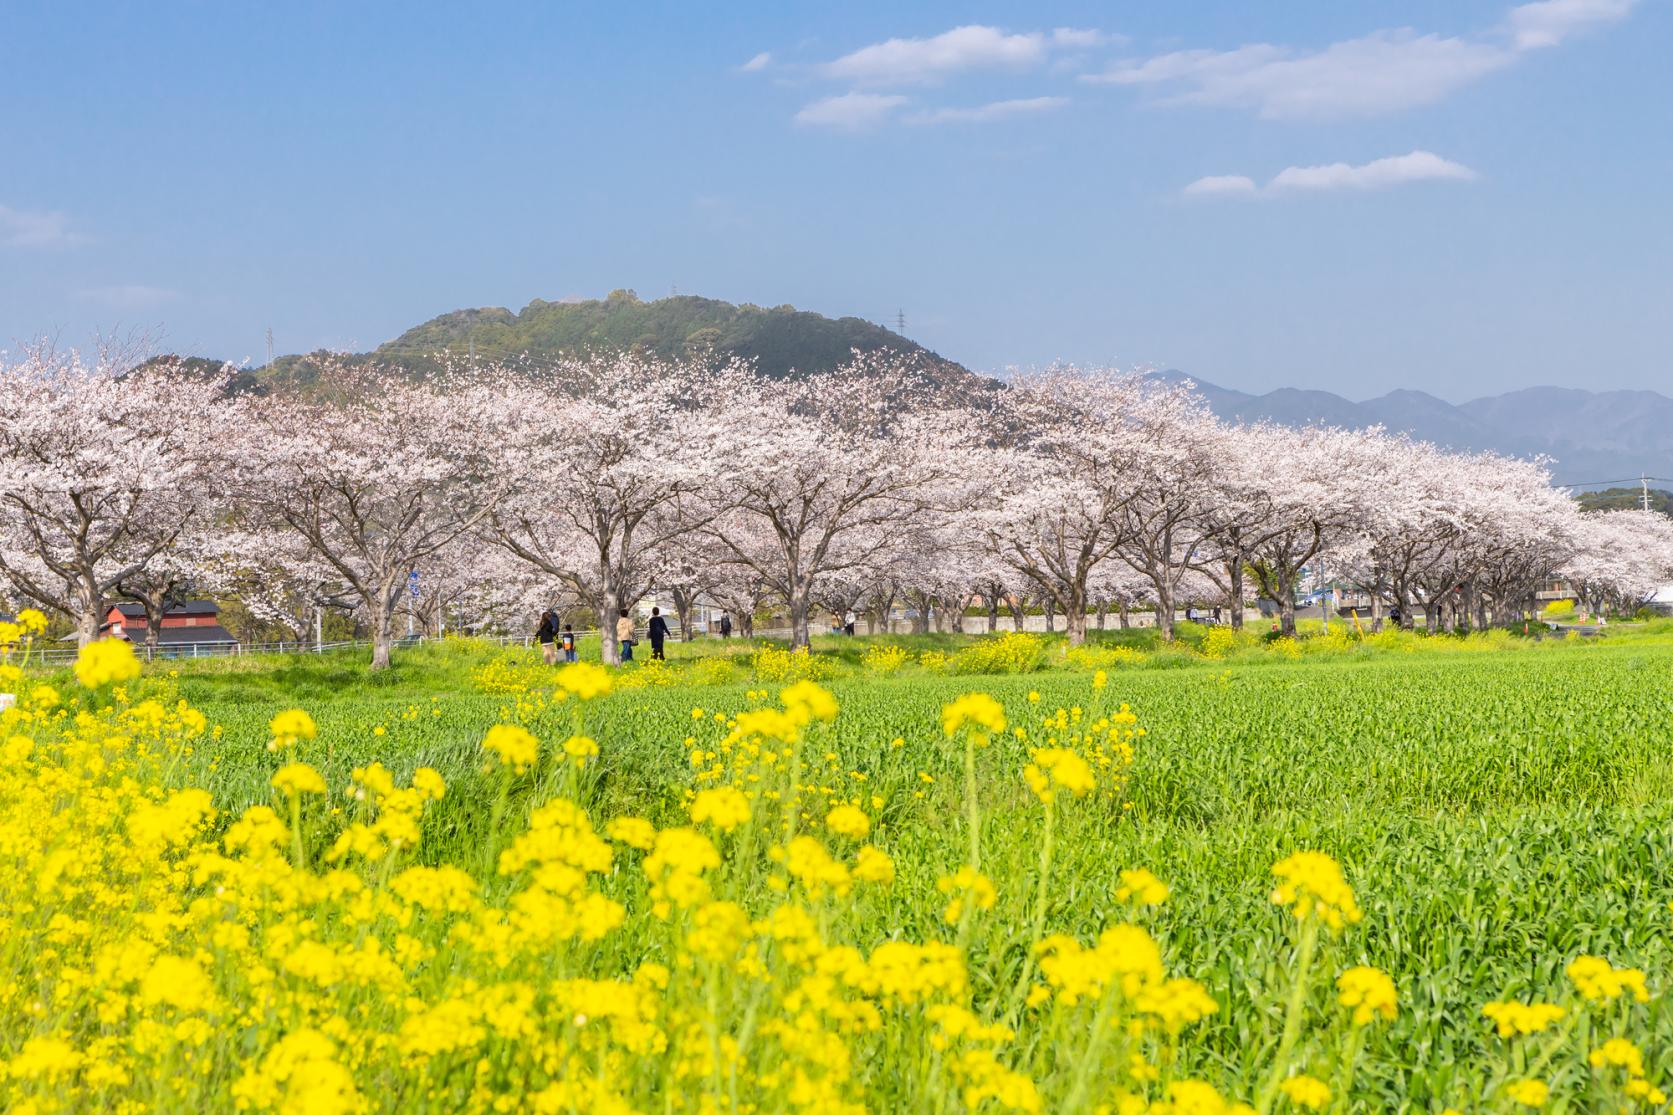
560;623;578;663
536;609;559;665
719;613;733;639
648;607;671;660
616;609;636;663
844;609;857;636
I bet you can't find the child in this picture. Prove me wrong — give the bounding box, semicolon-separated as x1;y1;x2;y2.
560;624;578;663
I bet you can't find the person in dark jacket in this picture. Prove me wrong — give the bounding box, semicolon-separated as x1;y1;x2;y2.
560;623;578;663
718;613;732;638
536;610;559;665
648;607;671;660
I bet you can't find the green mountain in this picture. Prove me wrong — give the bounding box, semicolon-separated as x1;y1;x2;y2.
250;290;972;389
1576;486;1673;516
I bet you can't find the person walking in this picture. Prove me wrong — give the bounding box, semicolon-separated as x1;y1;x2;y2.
536;609;558;665
560;623;578;663
615;608;636;663
844;608;857;636
648;607;671;661
719;613;732;639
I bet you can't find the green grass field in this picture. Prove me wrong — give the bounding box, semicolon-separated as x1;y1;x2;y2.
9;624;1673;1111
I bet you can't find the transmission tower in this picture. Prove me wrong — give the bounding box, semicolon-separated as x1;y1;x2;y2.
894;308;906;333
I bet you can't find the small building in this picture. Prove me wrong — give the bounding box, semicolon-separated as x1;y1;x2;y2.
101;600;240;652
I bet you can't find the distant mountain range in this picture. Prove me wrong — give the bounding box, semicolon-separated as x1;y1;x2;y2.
180;290;1668;488
1149;372;1673;488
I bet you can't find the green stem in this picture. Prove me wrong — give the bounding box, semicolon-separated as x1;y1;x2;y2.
964;729;982;870
1332;1023;1364;1114
1257;918;1320;1115
1062;978;1123;1110
289;794;305;870
1006;793;1055;1022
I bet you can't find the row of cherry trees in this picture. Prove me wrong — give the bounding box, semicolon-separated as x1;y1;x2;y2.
3;348;1671;668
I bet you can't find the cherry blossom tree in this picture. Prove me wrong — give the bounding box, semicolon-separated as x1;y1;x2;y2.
487;355;727;664
977;369;1197;645
233;360;506;669
1564;509;1673;614
0;349;237;645
704;357;971;648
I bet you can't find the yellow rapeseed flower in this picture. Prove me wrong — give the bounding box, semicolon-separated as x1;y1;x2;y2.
1270;851;1362;931
482;723;539;771
562;734;600;766
689;787;751;832
942;693;1006;738
1566;955;1650;1003
74;638;142;688
780;680;838;723
556;661;613;700
1279;1074;1331;1110
825;804;870;839
1336;966;1398;1025
268;708;317;752
272;762;327;796
1482;1000;1566;1038
1116;868;1170;907
1504;1079;1550;1107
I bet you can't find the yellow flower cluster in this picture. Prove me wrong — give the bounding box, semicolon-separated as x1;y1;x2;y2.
481;722;539;771
1269;851;1363;930
1482;1000;1566;1037
1566;954;1650;1003
1336;966;1398;1026
72;637;142;688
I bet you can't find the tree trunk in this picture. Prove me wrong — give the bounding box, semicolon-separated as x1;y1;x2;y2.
597;588;623;665
789;585;812;649
1064;606;1087;645
76;605;102;648
1227;560;1245;630
672;586;697;642
1274;568;1298;636
1118;600;1131;629
1008;597;1026;631
1370;592;1384;633
1096;600;1108;630
370;605;393;671
1154;580;1176;642
986;596;998;632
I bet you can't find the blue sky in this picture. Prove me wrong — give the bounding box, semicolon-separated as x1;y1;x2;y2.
3;1;1668;399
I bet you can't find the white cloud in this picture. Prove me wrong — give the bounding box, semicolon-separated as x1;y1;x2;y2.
740;51;772;72
794;92;909;130
822;24;1104;86
0;203;79;247
1186;150;1478;198
1182;174;1259;197
1091;32;1511;119
826;26;1044;85
906;96;1069;125
1088;0;1635;120
1505;0;1635;49
1270;150;1478;191
77;284;183;311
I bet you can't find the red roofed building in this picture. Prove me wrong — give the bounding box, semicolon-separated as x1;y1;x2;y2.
100;600;240;651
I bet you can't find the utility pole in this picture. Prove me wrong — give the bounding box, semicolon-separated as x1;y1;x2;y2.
265;327;274;368
1643;473;1652;512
